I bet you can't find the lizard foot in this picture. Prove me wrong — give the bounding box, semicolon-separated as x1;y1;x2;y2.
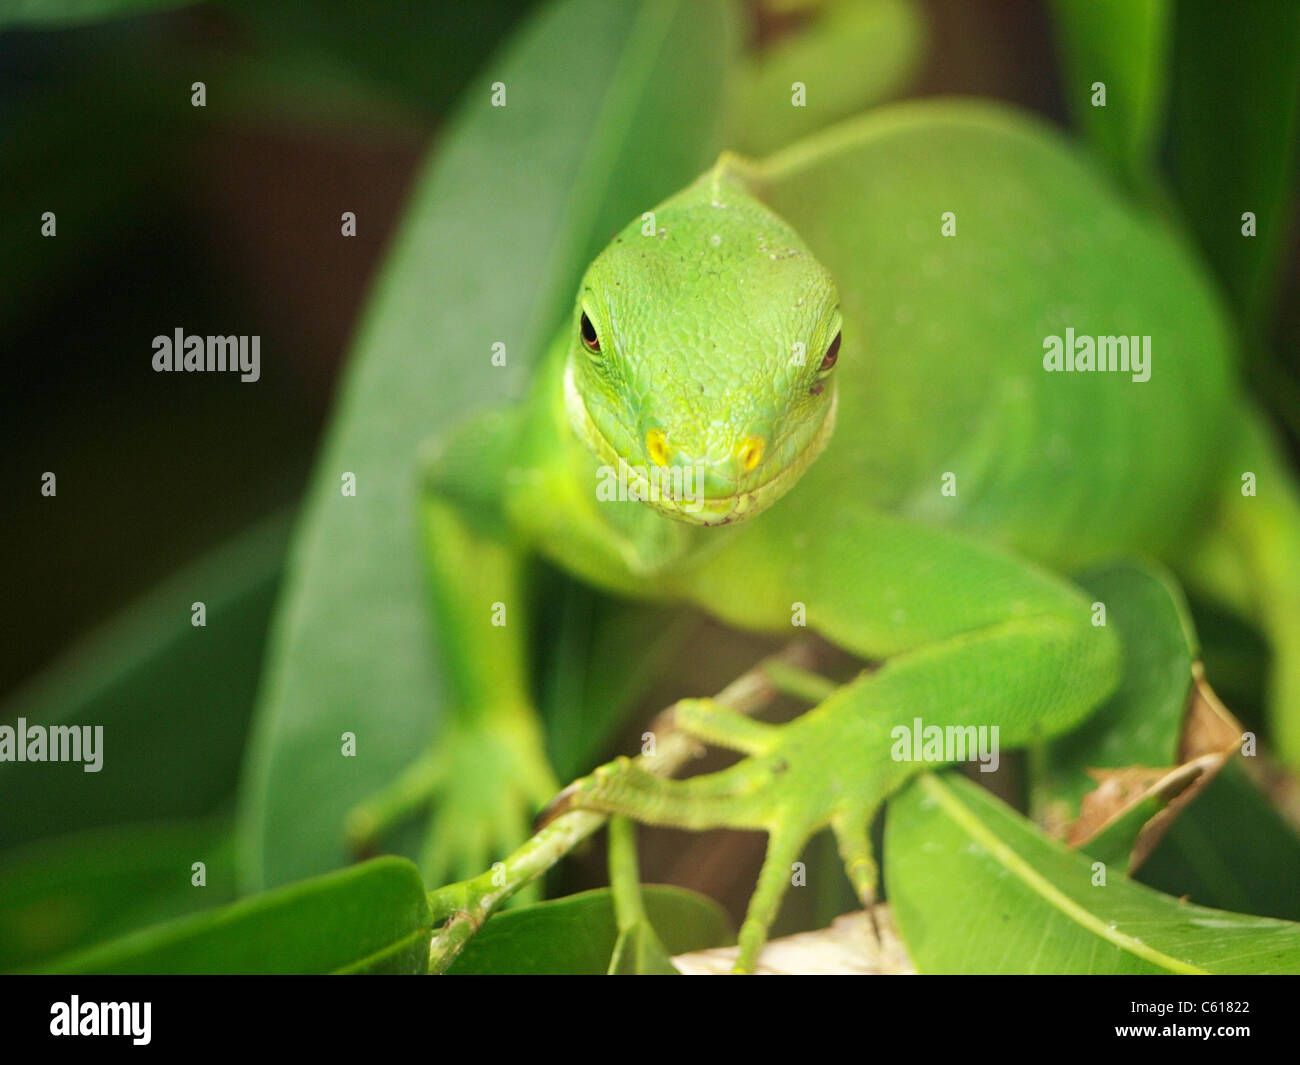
346;714;557;890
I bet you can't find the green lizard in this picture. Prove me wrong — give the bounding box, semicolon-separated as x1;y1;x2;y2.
351;100;1300;972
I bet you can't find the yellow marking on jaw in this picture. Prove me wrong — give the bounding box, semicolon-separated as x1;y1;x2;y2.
646;428;671;467
738;435;765;472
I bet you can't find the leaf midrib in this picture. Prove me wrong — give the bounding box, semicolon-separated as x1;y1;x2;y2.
919;774;1205;974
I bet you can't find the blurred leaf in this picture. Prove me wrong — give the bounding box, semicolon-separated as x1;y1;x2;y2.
536;571;701;780
0;0;193;27
1138;761;1300;922
729;0;925;155
1049;0;1170;187
886;773;1300;974
237;0;740;891
0;816;235;970
0;511;288;849
1188;593;1270;732
224;0;539;121
1033;560;1197;823
37;856;429;974
1168;0;1300;336
447;886;732;975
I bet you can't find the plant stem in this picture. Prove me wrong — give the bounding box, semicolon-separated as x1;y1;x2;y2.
607;816;646;932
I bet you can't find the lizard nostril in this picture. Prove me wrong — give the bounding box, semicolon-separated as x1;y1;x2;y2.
646;428;671;467
737;435;765;472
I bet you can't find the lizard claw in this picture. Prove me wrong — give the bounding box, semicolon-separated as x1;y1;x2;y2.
865;896;883;947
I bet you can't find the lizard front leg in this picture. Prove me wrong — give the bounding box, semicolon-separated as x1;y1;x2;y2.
346;411;557;887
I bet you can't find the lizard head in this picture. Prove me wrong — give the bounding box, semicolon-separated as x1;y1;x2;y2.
565;175;841;526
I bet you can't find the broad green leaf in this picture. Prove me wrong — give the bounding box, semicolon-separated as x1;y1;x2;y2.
1138;762;1300;922
0;817;235;970
1033;560;1198;822
0;0;192;27
0;512;288;849
447;886;732;975
1168;0;1300;336
729;0;925;155
886;773;1300;974
36;856;429;975
238;0;740;891
1049;0;1170;186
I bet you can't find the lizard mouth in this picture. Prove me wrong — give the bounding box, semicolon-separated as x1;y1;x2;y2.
564;361;838;526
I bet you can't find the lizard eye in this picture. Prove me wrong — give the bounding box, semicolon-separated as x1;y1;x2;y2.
580;311;601;353
819;331;841;372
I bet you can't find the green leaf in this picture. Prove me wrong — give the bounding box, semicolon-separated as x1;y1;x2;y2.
886;773;1300;974
237;0;740;891
0;817;235;970
1168;0;1300;336
447;886;732;975
0;512;288;849
1049;0;1170;186
1138;762;1300;922
36;856;430;975
1033;560;1197;821
535;571;702;780
0;0;193;28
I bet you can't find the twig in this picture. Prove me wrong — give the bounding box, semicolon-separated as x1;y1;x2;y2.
607;815;647;934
